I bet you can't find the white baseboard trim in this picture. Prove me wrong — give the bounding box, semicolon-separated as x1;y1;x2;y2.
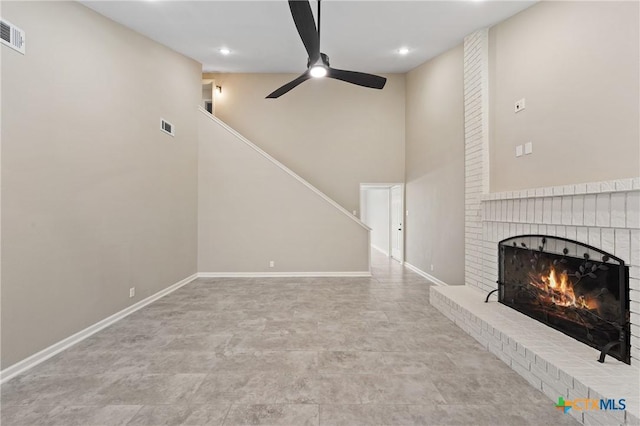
404;262;449;286
371;244;389;257
198;271;372;278
0;273;198;384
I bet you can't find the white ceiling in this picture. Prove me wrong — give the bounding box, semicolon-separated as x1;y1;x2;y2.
81;1;535;74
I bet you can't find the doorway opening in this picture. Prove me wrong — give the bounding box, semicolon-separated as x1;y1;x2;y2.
201;78;215;114
359;183;404;263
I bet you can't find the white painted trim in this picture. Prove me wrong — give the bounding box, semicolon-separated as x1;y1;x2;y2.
371;244;389;257
0;273;198;384
198;271;372;278
481;177;640;202
390;183;405;263
199;107;371;231
359;183;398;190
404;262;450;286
367;229;372;276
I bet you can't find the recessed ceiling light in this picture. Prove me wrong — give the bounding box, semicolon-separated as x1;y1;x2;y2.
219;48;230;55
398;47;409;55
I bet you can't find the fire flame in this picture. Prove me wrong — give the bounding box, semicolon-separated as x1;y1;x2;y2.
531;267;598;310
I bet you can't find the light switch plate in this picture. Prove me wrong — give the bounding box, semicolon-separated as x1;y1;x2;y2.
516;145;523;157
524;141;533;154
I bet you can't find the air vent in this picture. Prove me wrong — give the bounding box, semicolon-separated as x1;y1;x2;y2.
160;119;174;136
0;18;25;54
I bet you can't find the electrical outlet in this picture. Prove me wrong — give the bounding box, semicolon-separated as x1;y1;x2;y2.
129;287;135;298
269;260;275;268
516;145;523;157
514;98;526;113
430;264;434;271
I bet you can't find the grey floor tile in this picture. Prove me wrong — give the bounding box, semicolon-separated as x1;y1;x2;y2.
190;372;282;405
0;405;54;426
123;404;191;425
432;372;548;405
96;374;206;405
262;320;318;335
1;374;120;406
444;349;516;374
109;350;220;375
182;404;231;425
384;309;435;322
317;351;386;374
228;332;328;352
162;333;234;352
211;351;318;374
72;332;175;353
353;374;446;405
319;404;438;426
126;404;229;426
274;374;363;404
381;352;458;374
46;404;142;426
26;351;121;376
320;331;410;352
224;404;319;426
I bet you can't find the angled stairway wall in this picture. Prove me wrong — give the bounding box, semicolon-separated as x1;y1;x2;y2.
198;109;371;275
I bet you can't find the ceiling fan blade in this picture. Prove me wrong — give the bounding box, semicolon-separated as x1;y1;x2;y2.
288;0;320;63
327;68;387;90
266;72;311;98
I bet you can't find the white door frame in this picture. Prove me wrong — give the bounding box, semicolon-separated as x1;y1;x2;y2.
389;184;404;263
359;183;404;263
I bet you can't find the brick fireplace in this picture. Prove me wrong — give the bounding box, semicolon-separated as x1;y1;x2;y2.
430;29;640;425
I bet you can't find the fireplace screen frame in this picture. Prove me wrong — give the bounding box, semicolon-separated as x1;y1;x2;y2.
497;235;630;365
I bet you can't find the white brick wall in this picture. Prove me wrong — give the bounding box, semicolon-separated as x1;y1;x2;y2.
464;29;490;293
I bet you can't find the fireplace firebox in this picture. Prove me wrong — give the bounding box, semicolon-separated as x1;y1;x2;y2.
491;235;630;364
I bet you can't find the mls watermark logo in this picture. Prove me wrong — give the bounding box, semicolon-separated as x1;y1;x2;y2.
555;396;626;413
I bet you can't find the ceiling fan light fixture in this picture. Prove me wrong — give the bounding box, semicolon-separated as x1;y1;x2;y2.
265;0;386;98
309;65;327;78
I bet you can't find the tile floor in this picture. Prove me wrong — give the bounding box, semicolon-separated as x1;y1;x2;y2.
1;251;578;425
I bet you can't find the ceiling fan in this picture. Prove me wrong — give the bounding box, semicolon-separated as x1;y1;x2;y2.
266;0;387;99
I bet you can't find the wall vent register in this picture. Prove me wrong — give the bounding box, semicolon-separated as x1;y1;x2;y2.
160;119;174;136
0;18;25;54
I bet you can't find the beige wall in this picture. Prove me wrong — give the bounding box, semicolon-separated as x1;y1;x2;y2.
490;1;640;192
1;1;201;367
206;73;406;213
405;44;465;285
198;112;370;273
